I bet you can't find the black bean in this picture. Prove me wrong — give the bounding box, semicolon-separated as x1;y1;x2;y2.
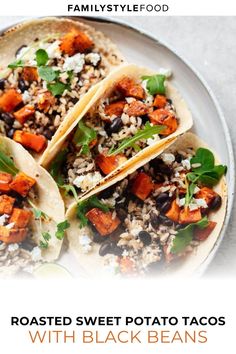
160;200;172;213
109;242;123;256
150;212;159;229
210;195;222;210
92;228;104;244
167;98;173;105
1;112;14;126
99;186;116;199
151;158;172;176
7;129;15;139
138;231;152;246
15;44;27;57
18;79;29;93
155;173;165;183
158;214;173;226
44;130;53;140
116;207;127;221
141;114;149;124
99;241;112;256
0;78;5;90
104;117;123;135
156;192;170;205
175;153;183;163
21;242;35;252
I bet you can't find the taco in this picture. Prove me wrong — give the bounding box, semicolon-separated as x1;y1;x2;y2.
0;17;124;157
66;133;227;277
0;136;65;276
41;64;192;204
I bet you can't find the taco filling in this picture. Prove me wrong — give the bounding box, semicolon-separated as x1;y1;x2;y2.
50;74;179;196
0;22;122;154
74;144;226;276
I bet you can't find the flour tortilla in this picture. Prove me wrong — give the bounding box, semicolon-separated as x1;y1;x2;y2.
0;136;65;261
40;63;193;203
65;132;227;278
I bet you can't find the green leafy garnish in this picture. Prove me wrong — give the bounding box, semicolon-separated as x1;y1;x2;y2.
55;220;70;240
185;148;227;205
38;66;59;82
109;122;165;156
39;232;51;249
47;82;69;96
0;151;19;175
28;200;50;221
171;217;209;254
142;74;166;95
73;120;97;155
35;49;49;66
76;196;110;228
8;59;25;69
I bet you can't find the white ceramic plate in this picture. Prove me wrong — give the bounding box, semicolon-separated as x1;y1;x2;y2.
0;17;234;277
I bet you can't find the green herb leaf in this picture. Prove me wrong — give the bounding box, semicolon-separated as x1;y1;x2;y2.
190;148;215;173
142;74;166;95
35;49;49;67
8;59;25;69
28;200;50;221
109;122;165;156
76;196;110;228
73;120;97;155
55;220;70;240
0;151;19;175
49;148;68;185
47;81;69;96
171;217;209;254
39;231;52;249
38;66;58;82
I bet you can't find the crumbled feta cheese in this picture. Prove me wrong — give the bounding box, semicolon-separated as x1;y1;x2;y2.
31;247;42;262
46;40;61;59
182;159;191;170
125;97;136;104
79;235;92;246
177;198;185;207
158;67;172;78
195;198;208;208
147;134;160;146
8;244;19;252
0;214;9;226
5;222;15;229
63;53;85;73
162;153;175;164
22;90;31;103
122;250;129;257
73;172;102;192
194;186;200;194
85;53;101;66
189;202;199;211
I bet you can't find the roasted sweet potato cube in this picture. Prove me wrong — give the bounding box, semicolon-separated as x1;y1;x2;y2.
194;221;217;241
131;172;154;201
37;91;56;113
0;226;27;244
60;31;93;56
153;95;167;108
9;208;32;228
22;67;38;82
196;187;218;206
165;200;180;223
86;208;121;236
13;130;47;153
149;108;178;136
179;207;202;224
0;195;15;215
126;100;149;116
116;77;145;100
14;105;35;125
0;89;22;112
96;154;127;175
104;100;126;117
0;172;13;193
9;172;36;197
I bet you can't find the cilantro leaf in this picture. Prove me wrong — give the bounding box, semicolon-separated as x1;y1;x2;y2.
55;220;70;240
76;196;110;228
171;217;209;254
0;150;19;175
28;200;50;221
39;231;51;249
8;59;25;69
109;122;165;156
142;74;166;95
38;66;58;82
36;49;49;67
47;81;69;96
73;120;97;155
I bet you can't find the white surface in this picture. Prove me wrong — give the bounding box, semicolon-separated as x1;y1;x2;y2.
0;16;235;277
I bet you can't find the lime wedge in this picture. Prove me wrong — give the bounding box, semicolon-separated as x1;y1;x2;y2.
34;263;72;279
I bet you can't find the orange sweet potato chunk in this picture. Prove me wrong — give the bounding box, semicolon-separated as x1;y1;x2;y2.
165;200;180;223
149;108;178;136
179;207;202;225
86;208;121;236
9;208;32;228
116;77;145;100
0;173;13;193
104;101;126;117
0;195;15;215
0;226;27;244
13;130;47;153
14;105;35;125
0;89;22;112
131;172;154;201
96;154;127;175
9;172;36;197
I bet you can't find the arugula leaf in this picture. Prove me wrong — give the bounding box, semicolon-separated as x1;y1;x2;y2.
142;74;166;95
73;120;97;155
39;232;51;249
8;59;25;69
47;81;69;96
109;122;165;156
0;151;19;175
38;66;59;82
36;49;49;66
55;220;70;240
76;196;110;228
171;217;209;254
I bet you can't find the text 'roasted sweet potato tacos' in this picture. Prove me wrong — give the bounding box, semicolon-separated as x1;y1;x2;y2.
0;17;124;158
0;136;65;277
66;133;227;278
41;64;193;205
